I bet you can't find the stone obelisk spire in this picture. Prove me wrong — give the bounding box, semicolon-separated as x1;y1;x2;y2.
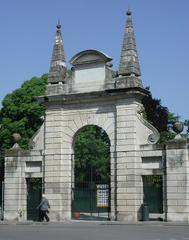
119;9;141;78
48;21;67;84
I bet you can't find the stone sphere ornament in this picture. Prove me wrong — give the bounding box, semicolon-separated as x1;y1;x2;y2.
172;122;184;134
12;133;21;143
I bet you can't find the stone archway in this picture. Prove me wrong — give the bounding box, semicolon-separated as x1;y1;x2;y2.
5;11;189;224
71;125;111;220
59;107;116;220
41;103;117;221
36;41;160;222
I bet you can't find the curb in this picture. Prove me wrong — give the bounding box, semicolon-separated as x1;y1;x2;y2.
0;220;189;227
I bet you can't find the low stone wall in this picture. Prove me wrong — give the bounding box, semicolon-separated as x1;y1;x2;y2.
4;148;43;221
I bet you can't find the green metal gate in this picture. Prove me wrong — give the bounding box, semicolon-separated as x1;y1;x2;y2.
0;181;4;220
0;181;2;208
72;182;110;220
72;164;111;220
72;125;111;220
142;175;163;213
26;178;42;221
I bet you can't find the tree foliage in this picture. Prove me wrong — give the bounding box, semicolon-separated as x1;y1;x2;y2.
142;88;169;132
184;120;189;135
74;125;110;183
142;88;177;143
0;74;47;160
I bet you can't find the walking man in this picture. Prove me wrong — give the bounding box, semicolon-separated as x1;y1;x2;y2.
37;194;50;222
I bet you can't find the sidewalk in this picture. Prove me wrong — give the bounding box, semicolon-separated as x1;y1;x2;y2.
0;219;189;226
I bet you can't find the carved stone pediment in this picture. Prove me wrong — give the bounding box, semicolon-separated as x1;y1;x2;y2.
70;49;112;66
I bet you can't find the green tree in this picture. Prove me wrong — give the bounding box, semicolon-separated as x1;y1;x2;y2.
142;87;177;143
184;120;189;136
0;74;47;163
142;88;169;132
74;125;110;183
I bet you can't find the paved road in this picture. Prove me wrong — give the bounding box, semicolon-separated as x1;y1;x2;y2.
0;222;189;240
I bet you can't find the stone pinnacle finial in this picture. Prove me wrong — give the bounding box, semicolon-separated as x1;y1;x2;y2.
172;121;184;139
12;133;21;143
56;19;61;29
127;8;132;16
11;133;21;149
48;22;67;84
119;9;141;77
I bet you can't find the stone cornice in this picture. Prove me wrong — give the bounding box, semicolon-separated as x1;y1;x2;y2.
37;87;149;106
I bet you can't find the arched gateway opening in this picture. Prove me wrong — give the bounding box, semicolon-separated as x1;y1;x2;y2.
71;125;111;220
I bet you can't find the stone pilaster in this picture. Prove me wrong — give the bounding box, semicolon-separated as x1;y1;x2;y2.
115;102;142;222
44;108;72;221
4;148;27;221
166;138;189;222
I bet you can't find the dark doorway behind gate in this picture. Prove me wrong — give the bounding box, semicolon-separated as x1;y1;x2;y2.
26;178;42;221
72;125;111;220
142;175;163;214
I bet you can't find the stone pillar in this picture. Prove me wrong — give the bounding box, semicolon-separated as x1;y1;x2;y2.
4;148;27;221
115;103;142;222
166;138;189;222
44;109;72;221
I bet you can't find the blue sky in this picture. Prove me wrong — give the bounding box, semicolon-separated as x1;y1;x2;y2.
0;0;189;121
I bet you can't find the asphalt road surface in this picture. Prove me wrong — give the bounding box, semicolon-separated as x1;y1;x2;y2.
0;222;189;240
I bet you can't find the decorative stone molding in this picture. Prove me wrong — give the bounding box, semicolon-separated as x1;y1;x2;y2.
29;123;44;150
136;104;160;144
70;49;112;66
